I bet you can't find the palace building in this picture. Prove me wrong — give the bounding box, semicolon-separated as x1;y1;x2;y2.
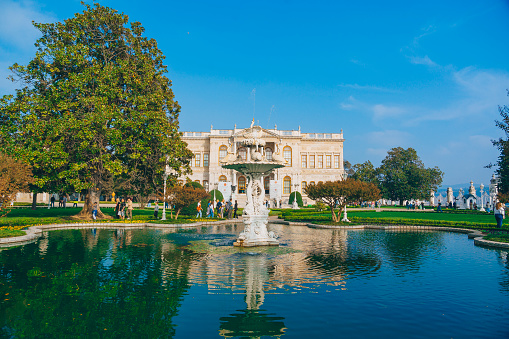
181;124;346;205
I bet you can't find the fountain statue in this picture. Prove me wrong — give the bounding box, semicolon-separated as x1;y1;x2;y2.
220;124;286;247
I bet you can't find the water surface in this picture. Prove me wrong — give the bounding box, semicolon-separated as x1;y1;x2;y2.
1;224;508;338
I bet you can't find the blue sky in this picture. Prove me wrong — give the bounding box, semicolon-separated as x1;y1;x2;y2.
1;0;508;186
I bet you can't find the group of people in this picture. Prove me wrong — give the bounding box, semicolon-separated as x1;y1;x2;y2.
198;199;238;219
113;197;134;220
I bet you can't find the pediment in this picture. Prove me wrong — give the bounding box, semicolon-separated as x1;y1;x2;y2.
232;126;281;139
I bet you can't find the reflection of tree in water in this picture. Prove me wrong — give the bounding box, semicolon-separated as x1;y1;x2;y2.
497;250;509;293
305;230;382;278
378;231;444;275
219;309;286;338
0;229;199;338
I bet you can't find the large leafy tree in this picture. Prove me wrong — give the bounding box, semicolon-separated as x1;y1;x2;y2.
0;3;192;219
377;147;443;205
304;179;380;222
351;160;378;185
490;91;509;202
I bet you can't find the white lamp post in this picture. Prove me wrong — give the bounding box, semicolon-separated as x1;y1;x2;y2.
161;171;169;221
479;183;485;212
293;183;299;209
341;172;350;222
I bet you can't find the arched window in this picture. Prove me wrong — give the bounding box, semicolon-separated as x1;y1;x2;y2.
265;148;273;161
264;176;270;194
219;175;227;182
238;176;246;194
301;181;307;191
318;181;323;185
238;148;247;161
283;146;292;166
310;181;315;186
219;145;228;162
283;176;291;194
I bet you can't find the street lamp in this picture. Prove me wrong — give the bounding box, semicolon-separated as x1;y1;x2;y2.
161;171;169;221
341;172;350;222
479;183;485;212
293;183;299;208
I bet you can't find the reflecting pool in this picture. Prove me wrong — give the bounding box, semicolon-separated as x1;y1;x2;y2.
1;224;509;338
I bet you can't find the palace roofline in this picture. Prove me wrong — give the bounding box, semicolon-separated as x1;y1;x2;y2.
181;125;344;141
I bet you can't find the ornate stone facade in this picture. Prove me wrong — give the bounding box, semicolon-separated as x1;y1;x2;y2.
181;124;346;205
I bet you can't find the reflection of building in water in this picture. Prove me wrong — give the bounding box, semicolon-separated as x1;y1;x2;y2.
182;224;349;293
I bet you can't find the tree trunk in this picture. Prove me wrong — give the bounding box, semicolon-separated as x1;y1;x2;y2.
31;192;38;210
330;205;338;222
174;208;181;220
73;188;111;220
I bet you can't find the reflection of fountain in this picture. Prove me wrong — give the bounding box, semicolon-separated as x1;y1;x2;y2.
219;253;287;337
221;124;285;247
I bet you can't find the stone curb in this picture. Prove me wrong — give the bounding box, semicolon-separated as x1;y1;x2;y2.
0;219;245;248
307;223;508;250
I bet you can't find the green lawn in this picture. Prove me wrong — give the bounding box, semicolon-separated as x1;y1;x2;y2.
347;211;495;224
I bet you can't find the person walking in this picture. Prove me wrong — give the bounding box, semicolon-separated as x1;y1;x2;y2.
216;200;222;218
92;202;98;220
114;198;120;219
233;200;238;219
494;202;505;228
196;201;202;218
126;197;133;220
154;201;159;219
207;201;214;218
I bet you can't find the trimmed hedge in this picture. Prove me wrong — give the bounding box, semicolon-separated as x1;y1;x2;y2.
288;191;303;207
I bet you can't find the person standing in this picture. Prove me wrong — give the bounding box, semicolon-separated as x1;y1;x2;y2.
494;202;505;228
233;200;238;219
154;201;159;219
196;201;202;218
50;195;55;208
227;200;233;219
92;202;98;220
63;195;67;208
208;201;214;218
119;198;126;220
216;199;222;217
126;197;133;220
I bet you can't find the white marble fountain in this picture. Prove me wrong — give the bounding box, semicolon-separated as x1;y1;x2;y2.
220;124;286;247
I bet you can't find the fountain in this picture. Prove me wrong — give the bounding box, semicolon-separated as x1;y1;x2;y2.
220;123;286;247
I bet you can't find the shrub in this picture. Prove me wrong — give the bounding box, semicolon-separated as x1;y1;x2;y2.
288;191;303;207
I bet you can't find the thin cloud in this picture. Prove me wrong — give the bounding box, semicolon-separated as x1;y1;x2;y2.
409;55;437;67
0;0;55;51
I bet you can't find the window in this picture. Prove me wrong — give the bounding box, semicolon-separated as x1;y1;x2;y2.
239;148;247;161
310;181;315;186
203;180;208;190
238;176;246;194
326;155;331;168
301;154;307;168
318;181;323;185
334;155;339;168
309;155;315;168
301;181;307;190
265;148;273;161
219;175;227;182
264;176;270;194
318;155;323;168
283;146;292;166
219;145;228;162
283;176;291;194
204;153;209;167
195;153;201;167
194;180;200;185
